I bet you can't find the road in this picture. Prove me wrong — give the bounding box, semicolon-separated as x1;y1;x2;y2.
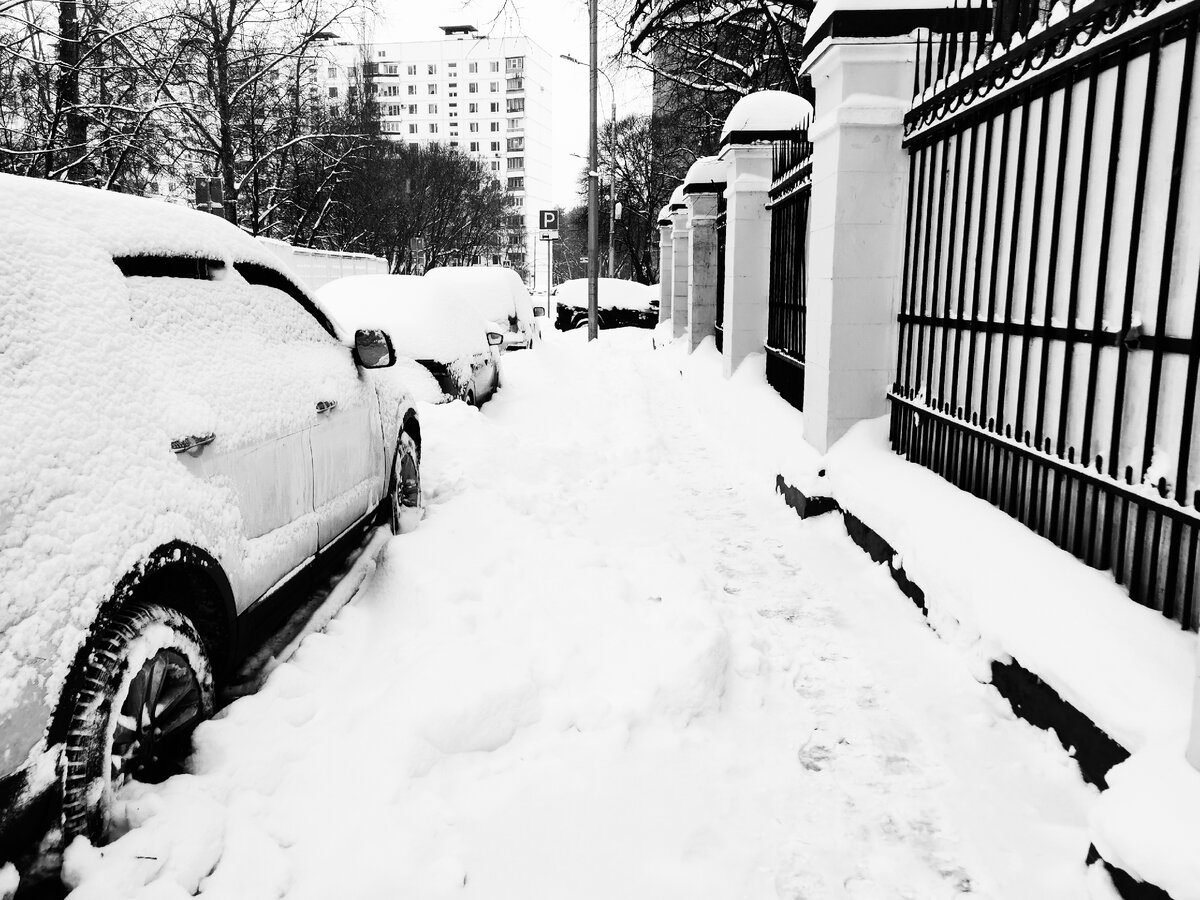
61;329;1097;900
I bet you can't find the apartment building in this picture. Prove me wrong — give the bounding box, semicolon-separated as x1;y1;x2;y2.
322;26;552;286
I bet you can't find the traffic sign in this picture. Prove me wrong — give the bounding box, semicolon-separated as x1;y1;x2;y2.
539;209;559;230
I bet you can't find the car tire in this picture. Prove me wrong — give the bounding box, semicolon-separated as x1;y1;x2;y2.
61;603;214;844
390;432;423;535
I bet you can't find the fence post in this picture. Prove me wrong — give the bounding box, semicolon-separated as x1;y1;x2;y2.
799;10;922;452
657;205;673;325
670;185;690;340
683;157;728;352
715;144;773;378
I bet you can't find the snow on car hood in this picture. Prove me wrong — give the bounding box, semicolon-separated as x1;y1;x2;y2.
554;278;656;312
317;274;489;363
423;266;532;327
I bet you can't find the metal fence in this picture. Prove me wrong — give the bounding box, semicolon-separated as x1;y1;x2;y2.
715;193;726;354
765;129;813;411
894;0;1200;629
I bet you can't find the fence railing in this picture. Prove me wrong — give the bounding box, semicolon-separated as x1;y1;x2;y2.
893;0;1200;629
765;128;813;411
715;193;726;354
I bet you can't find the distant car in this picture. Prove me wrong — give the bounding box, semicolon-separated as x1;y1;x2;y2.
0;174;423;858
318;274;504;407
553;278;659;330
424;265;540;350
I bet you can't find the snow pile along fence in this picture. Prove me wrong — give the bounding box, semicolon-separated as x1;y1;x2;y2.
893;0;1200;631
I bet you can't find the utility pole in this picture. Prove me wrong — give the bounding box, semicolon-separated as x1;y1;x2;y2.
608;176;616;278
587;0;599;341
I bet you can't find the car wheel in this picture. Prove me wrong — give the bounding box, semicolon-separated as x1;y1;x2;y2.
390;432;423;535
61;603;214;844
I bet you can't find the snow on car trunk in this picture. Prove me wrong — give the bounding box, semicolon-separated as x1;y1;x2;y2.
61;331;1094;900
555;277;656;312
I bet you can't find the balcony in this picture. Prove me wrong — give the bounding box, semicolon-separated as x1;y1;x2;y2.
506;78;524;92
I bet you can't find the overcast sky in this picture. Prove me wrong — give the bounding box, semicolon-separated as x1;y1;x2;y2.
370;0;652;208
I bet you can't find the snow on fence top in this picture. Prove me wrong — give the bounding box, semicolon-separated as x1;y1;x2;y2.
720;91;814;143
657;205;673;225
669;185;686;210
806;0;964;44
682;156;728;194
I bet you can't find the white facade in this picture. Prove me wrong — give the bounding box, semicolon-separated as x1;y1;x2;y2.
321;27;553;289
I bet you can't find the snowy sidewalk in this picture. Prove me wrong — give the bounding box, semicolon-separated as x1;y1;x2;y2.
64;330;1095;900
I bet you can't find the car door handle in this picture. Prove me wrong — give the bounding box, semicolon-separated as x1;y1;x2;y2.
171;432;215;454
316;400;338;414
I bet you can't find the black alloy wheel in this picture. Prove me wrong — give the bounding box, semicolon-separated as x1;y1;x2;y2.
61;603;214;843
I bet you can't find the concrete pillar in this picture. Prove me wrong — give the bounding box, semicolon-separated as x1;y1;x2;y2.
716;143;773;379
685;191;720;352
657;214;673;325
801;37;916;452
671;203;689;340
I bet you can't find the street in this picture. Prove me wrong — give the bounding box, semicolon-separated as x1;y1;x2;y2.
55;331;1098;899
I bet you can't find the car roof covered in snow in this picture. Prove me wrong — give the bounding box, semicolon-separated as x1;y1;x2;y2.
554;278;656;313
424;265;534;324
317;274;490;362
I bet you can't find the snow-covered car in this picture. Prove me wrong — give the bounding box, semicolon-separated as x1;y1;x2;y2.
553;278;659;331
318;274;503;407
424;265;539;350
0;175;425;858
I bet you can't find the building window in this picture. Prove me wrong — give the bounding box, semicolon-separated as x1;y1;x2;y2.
507;137;524;151
428;103;437;114
378;50;386;57
469;102;478;113
327;66;337;77
382;85;398;96
407;85;416;95
450;141;458;147
491;141;500;151
489;61;500;72
491;161;500;171
507;117;521;129
468;82;478;93
407;64;417;75
507;156;523;169
410;142;418;150
469;62;478;73
387;104;401;116
506;56;524;71
328;86;338;98
490;102;500;113
489;81;499;92
428;84;437;94
427;64;437;74
490;122;500;132
385;64;398;75
408;124;418;134
408;104;417;114
429;123;438;133
507;97;524;113
469;122;479;133
470;141;479;151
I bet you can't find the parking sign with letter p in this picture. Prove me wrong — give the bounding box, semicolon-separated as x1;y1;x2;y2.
539;210;558;230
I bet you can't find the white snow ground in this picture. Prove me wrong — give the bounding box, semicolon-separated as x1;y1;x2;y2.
61;329;1096;900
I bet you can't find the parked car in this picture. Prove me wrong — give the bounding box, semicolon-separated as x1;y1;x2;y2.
553;278;659;330
0;175;424;860
424;265;540;349
318;274;504;407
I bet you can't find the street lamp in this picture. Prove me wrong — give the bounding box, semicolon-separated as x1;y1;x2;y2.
561;53;618;280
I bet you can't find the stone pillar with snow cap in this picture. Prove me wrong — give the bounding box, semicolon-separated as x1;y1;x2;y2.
670;185;689;340
717;91;811;379
682;156;728;353
799;0;975;451
657;205;674;325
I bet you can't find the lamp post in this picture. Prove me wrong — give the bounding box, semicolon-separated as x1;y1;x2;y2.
561;52;618;284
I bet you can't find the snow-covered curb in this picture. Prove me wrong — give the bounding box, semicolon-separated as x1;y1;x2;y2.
1091;746;1200;900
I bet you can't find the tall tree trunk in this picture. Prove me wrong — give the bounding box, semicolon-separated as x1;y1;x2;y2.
56;0;88;180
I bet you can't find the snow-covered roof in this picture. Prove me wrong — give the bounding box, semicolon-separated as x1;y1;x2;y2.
669;185;686;210
657;205;673;225
424;265;534;325
720;91;814;143
554;278;656;313
682;156;728;194
317;274;490;362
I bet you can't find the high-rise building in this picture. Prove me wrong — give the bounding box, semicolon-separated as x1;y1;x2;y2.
322;26;552;287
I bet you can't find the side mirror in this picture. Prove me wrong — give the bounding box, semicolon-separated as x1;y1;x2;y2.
486;332;504;347
533;305;546;318
354;329;395;368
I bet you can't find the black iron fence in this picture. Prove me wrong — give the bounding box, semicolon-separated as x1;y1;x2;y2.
766;128;813;411
715;193;726;354
894;0;1200;629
